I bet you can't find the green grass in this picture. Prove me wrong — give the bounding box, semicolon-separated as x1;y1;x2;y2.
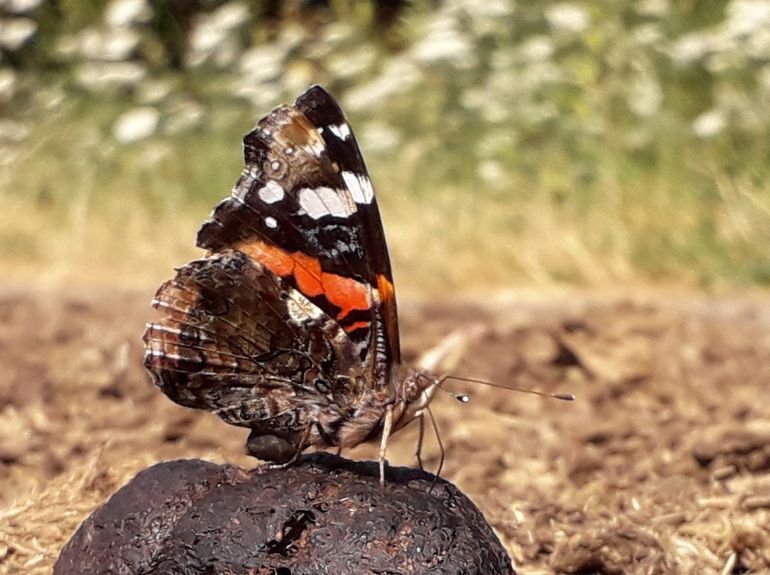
2;88;769;292
4;1;770;290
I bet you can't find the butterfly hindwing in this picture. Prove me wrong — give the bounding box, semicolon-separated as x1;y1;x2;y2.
143;250;364;433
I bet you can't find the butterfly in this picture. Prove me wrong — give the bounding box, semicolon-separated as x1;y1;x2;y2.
143;85;444;485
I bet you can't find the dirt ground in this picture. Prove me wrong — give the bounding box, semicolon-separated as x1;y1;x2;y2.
1;286;769;574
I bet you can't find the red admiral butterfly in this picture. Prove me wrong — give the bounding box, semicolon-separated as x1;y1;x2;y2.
143;85;443;484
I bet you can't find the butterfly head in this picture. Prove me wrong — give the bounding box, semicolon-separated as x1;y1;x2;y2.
395;368;442;426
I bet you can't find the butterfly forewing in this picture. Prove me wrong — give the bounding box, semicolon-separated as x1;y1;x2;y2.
196;86;400;381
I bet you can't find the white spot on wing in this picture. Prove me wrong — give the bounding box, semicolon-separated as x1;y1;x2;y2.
258;180;285;203
264;216;277;228
328;123;351;140
232;169;258;202
286;289;323;324
298;186;357;219
342;171;374;204
147;324;181;335
232;184;249;202
145;349;194;363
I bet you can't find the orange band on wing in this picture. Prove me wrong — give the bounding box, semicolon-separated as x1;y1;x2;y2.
241;240;298;277
344;320;370;333
377;272;400;361
377;273;395;305
235;240;371;322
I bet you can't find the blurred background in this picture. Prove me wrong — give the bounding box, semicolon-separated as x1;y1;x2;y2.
2;0;770;293
5;5;770;572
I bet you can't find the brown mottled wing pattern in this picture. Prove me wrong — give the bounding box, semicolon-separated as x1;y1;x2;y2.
143;250;364;440
196;86;400;386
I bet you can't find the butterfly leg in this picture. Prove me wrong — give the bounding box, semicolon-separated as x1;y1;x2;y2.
378;404;394;489
426;405;444;493
415;414;425;472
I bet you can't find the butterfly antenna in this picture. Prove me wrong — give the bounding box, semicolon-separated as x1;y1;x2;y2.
436;378;470;403
441;375;575;402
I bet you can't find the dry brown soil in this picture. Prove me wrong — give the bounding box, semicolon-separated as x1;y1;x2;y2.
1;286;769;574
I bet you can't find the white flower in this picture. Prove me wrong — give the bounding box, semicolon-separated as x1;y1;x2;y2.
453;0;514;20
0;0;43;14
210;2;251;30
635;0;670;18
327;45;377;81
410;6;476;68
411;15;475;68
0;17;37;51
105;0;153;27
187;2;251;68
276;24;304;53
412;31;474;67
238;44;285;84
627;64;663;117
137;79;173;105
460;87;486;111
0;68;17;102
545;3;589;34
477;160;507;184
476;160;506;186
519;61;563;90
233;43;286;106
164;101;205;135
724;0;770;37
360;122;401;154
518;35;555;62
35;85;66;110
746;26;770;58
113;107;160;143
321;22;355;46
692;109;726;138
481;100;509;123
669;32;713;65
77;27;140;61
344;58;421;112
632;24;663;47
0;119;30;143
75;61;146;91
233;81;282;111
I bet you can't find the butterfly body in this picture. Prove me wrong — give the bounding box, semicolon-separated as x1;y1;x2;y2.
143;86;441;477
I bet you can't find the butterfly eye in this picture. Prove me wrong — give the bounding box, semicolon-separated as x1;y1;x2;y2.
314;379;331;394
